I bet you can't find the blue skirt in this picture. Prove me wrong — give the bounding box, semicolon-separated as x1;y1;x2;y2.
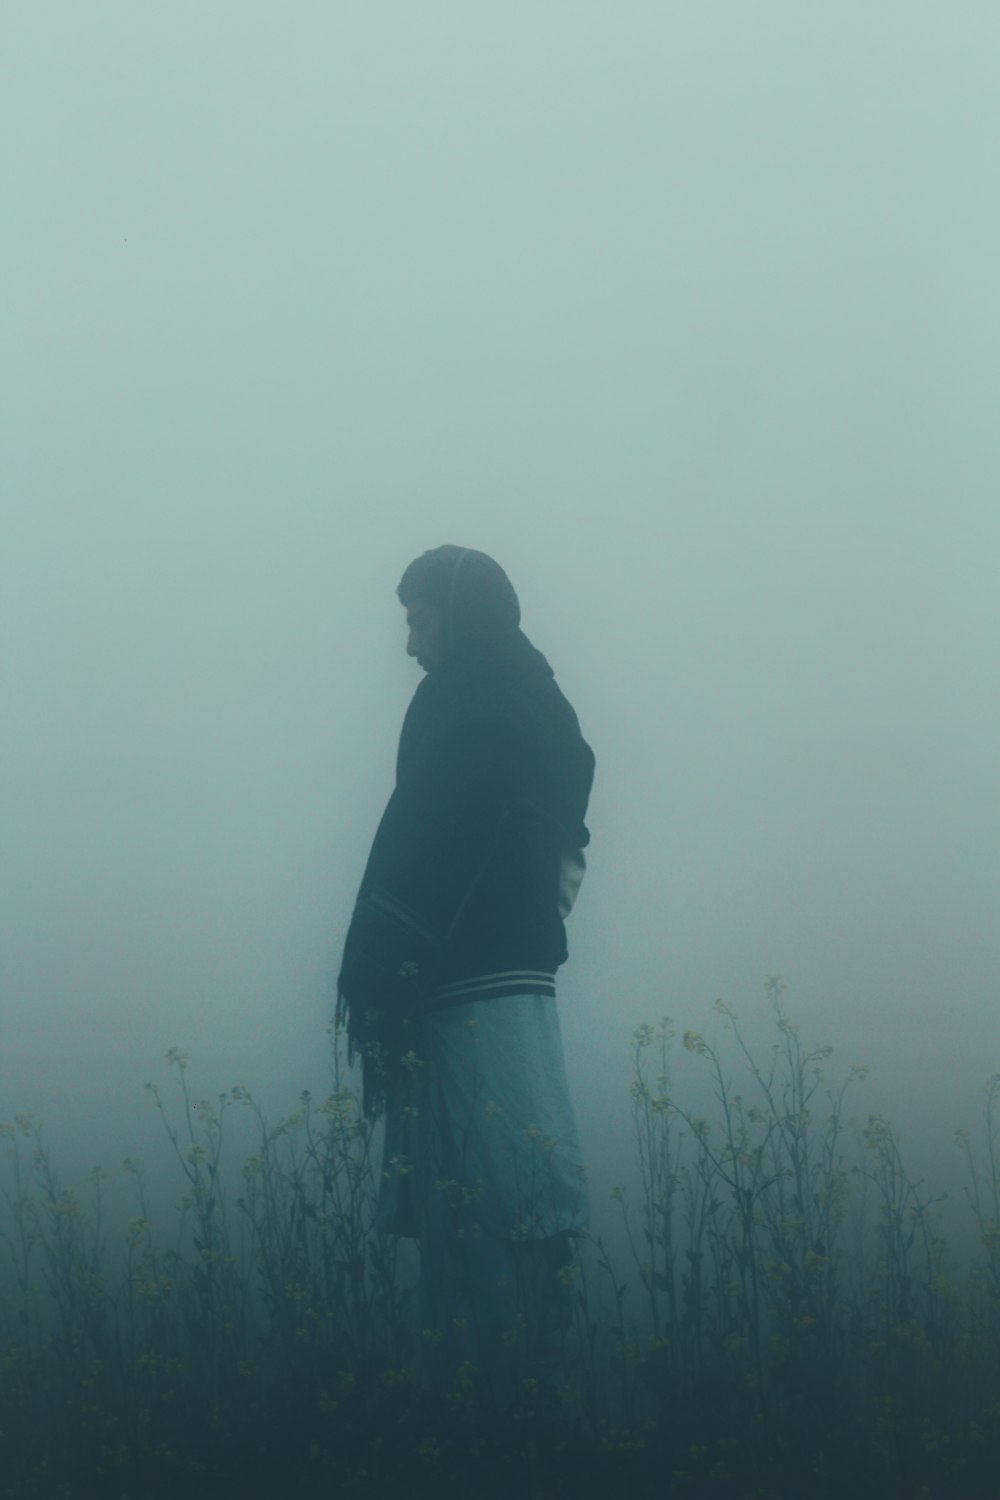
378;991;589;1242
377;992;589;1406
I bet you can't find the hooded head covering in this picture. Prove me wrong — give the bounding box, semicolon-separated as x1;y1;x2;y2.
397;546;520;652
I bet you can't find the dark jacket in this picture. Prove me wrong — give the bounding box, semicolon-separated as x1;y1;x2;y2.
337;624;594;1112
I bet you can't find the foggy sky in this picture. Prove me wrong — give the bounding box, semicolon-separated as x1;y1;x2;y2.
2;3;998;1220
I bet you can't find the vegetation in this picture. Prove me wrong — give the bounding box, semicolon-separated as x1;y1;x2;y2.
2;981;999;1499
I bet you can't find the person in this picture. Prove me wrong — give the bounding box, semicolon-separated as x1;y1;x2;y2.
337;545;594;1414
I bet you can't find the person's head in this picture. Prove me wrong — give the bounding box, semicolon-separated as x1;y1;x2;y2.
397;546;520;672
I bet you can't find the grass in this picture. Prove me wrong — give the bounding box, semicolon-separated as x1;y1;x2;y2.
2;982;999;1499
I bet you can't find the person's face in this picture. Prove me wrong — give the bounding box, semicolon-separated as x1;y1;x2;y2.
405;599;446;671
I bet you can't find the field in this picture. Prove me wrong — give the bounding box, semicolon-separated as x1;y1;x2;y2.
3;981;999;1500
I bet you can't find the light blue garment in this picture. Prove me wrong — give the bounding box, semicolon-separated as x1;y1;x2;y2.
377;993;588;1410
378;992;589;1242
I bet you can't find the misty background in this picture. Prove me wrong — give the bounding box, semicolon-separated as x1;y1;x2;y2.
2;4;998;1237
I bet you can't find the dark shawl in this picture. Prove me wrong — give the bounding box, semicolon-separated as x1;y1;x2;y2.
337;623;593;1116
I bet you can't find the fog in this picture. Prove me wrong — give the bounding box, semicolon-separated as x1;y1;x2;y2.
2;3;998;1241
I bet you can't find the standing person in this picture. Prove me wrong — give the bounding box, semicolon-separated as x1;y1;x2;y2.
337;546;594;1414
